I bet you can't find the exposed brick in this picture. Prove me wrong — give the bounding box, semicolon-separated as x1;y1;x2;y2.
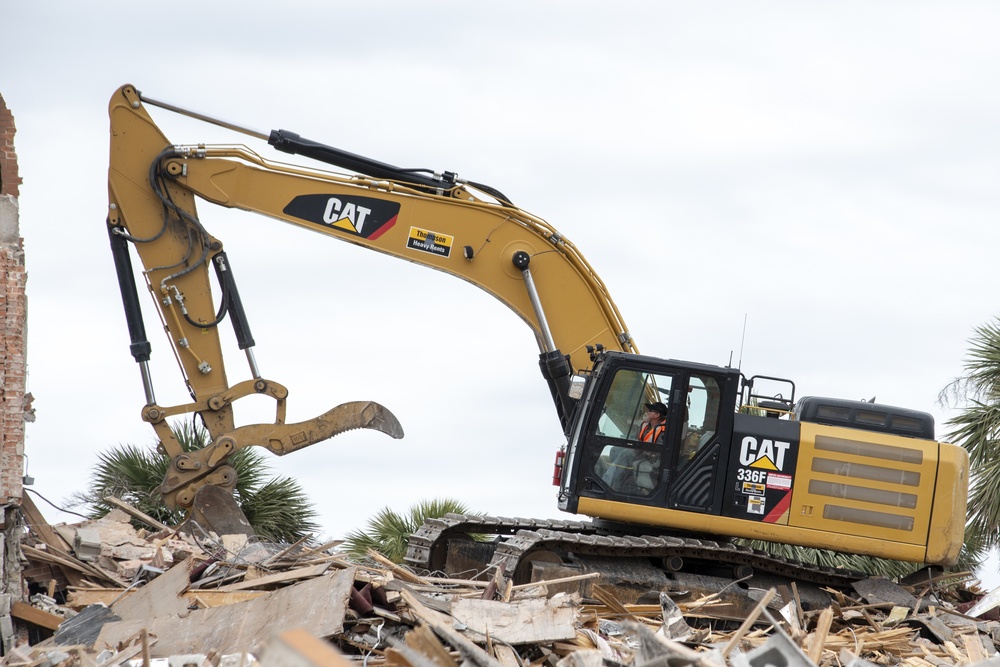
0;93;25;505
0;94;21;197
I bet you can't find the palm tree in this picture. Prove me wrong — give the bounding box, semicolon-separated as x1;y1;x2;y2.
343;498;476;563
940;317;1000;566
72;417;320;543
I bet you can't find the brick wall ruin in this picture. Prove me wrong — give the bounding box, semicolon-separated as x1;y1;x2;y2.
0;92;26;506
0;92;27;652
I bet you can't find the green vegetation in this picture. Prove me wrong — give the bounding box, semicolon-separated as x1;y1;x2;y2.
343;498;476;563
73;418;319;543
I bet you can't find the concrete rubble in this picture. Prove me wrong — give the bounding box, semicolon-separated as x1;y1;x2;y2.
6;496;1000;667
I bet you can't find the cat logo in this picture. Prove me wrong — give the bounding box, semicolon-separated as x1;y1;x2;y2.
739;436;791;471
282;194;400;240
322;197;372;234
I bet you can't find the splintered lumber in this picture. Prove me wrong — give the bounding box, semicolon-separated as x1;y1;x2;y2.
807;607;834;664
217;561;330;592
404;624;461;667
67;587;268;610
367;549;430;584
963;632;990;664
590;584;639;623
450;593;579;645
820;626;917;654
258;628;357;667
20;494;87;588
94;567;356;658
722;588;777;658
400;588;506;667
102;496;172;533
21;544;127;588
10;601;63;631
491;644;521;667
259;534;313;566
110;557;193;620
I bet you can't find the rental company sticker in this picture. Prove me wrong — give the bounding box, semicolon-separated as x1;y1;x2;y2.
407;227;453;257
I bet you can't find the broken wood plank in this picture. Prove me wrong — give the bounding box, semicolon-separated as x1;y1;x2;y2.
217;561;330;592
405;624;460;667
963;633;989;665
722;588;776;658
399;588;506;667
110;557;193;621
590;585;638;623
287;538;343;560
450;593;579;645
24;543;129;588
20;495;87;588
258;627;356;667
95;567;356;658
368;549;429;585
101;496;172;533
10;601;63;631
807;607;834;664
67;587;268;610
492;644;521;667
259;534;313;567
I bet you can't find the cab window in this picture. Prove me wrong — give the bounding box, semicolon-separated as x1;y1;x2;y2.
678;374;722;468
594;369;674;440
593;369;673;496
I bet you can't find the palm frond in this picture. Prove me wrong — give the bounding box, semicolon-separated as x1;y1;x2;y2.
940;316;1000;572
344;498;477;563
74;416;319;542
737;539;920;579
239;476;320;542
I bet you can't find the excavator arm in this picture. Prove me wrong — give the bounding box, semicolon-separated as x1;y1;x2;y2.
106;84;635;510
107;86;410;511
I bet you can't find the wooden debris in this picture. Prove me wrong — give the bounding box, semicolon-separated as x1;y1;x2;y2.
102;496;173;533
109;557;194;621
451;593;579;644
216;561;331;592
94;566;356;657
8;500;1000;667
258;628;356;667
807;607;834;664
9;601;62;631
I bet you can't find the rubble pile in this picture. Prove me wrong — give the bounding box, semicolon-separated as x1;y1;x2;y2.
7;496;1000;667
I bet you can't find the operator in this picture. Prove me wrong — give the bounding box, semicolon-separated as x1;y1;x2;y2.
639;402;669;444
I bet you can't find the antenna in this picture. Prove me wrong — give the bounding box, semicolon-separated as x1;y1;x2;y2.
737;314;748;370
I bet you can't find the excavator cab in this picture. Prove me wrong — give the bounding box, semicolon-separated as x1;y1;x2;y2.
559;351;741;519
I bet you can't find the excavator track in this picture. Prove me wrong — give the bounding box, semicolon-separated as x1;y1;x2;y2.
405;514;867;614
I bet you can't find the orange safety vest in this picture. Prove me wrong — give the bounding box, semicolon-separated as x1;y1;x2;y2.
639;422;667;443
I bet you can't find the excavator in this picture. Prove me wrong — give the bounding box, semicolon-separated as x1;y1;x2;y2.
105;84;969;611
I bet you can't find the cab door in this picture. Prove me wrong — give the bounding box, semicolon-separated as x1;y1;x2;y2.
565;356;738;515
665;371;733;514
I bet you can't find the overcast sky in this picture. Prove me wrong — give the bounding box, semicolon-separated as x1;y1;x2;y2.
5;2;1000;578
